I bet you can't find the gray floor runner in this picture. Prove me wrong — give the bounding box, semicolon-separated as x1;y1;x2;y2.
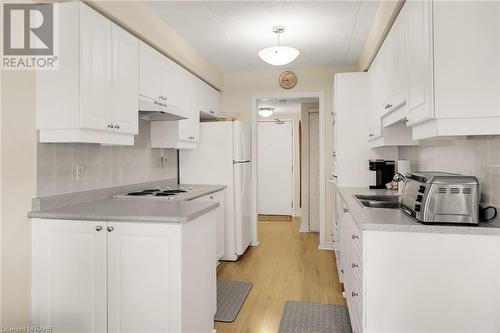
214;280;253;323
278;301;352;333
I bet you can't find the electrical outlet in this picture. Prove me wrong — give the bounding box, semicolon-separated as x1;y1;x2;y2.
75;164;86;183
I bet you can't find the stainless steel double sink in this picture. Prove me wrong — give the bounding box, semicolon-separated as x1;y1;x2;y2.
354;194;401;209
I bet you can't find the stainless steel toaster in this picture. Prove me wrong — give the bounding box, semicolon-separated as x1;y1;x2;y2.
400;172;480;224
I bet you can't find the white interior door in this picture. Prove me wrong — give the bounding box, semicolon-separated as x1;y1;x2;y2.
308;111;320;231
258;121;294;216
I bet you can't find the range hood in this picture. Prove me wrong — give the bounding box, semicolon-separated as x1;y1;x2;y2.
138;95;187;121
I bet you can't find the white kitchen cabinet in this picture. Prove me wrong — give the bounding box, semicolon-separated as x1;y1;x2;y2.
366;6;416;148
151;69;200;149
107;222;181;333
139;42;182;117
406;1;500;139
138;41;162;105
385;7;407;122
334;192;500;332
192;190;225;262
111;24;139;135
32;212;217;333
79;4;112;132
333;73;398;186
31;220;107;333
36;2;138;145
406;0;434;127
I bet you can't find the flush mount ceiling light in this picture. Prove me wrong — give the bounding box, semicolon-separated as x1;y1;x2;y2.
258;26;299;66
258;107;275;118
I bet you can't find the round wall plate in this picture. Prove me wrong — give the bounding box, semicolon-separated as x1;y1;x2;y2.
279;71;297;89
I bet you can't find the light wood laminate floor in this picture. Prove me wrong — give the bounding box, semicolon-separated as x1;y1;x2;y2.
215;217;344;333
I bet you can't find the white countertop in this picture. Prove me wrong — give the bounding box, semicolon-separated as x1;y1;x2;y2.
336;186;500;236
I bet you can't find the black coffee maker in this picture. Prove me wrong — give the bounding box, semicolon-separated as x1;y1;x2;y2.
369;160;395;189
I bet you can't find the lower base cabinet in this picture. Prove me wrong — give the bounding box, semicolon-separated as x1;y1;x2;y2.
335;195;500;333
31;211;216;333
192;190;225;262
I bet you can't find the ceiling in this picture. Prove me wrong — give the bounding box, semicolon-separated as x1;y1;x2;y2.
145;1;380;73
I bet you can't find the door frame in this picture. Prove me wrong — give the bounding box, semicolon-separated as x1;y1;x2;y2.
301;105;320;232
251;91;326;250
257;119;295;216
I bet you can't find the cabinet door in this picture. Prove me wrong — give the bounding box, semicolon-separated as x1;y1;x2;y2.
112;24;139;135
107;222;182;333
32;220;107;333
388;8;407;111
79;3;112;131
367;58;382;140
139;42;162;101
178;71;200;142
161;57;181;110
193;191;225;261
406;0;434;125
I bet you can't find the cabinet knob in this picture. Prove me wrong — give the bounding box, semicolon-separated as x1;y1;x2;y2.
96;226;103;231
189;136;195;140
108;124;113;129
388;104;393;108
343;208;349;213
368;133;374;137
209;111;215;114
340;269;344;274
352;291;359;297
209;195;214;200
107;226;114;232
352;262;359;269
352;234;359;240
114;124;120;130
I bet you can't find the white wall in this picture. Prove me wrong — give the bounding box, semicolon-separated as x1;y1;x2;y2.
399;137;500;209
222;66;356;245
1;70;37;326
37;121;177;196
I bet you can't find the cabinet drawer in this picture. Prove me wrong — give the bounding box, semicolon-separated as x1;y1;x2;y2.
350;272;364;332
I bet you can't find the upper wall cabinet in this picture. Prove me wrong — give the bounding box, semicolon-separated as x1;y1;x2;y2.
407;1;500;139
367;9;417;149
151;69;221;150
138;42;184;120
36;2;139;145
368;0;500;143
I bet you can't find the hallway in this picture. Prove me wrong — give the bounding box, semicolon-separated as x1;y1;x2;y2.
215;217;344;333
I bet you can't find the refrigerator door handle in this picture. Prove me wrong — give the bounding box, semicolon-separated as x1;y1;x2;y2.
233;160;251;164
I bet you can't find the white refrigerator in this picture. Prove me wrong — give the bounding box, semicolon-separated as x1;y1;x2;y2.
180;121;252;261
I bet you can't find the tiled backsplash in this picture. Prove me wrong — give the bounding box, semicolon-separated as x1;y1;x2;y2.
37;120;177;196
399;136;500;207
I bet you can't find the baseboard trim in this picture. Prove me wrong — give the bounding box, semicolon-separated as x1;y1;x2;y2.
319;241;335;251
299;224;309;233
251;241;260;247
